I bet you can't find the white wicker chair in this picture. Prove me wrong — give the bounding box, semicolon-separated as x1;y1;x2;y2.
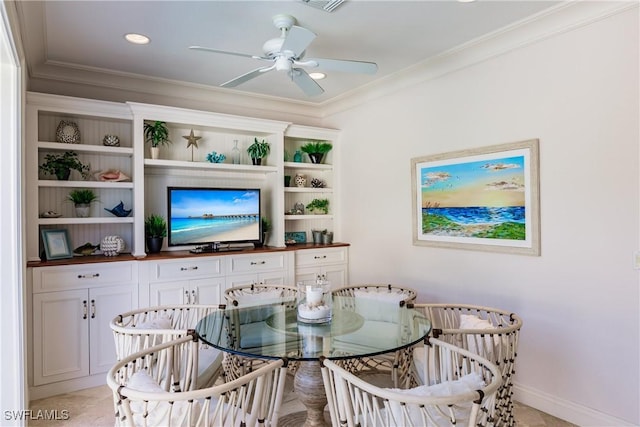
110;305;225;388
331;284;418;386
223;284;299;379
321;336;502;427
107;333;288;427
408;303;523;427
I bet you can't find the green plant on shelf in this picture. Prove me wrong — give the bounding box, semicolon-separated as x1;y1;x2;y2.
145;214;167;238
143;121;172;147
306;198;329;214
300;141;332;155
247;138;270;161
39;151;90;180
66;188;99;205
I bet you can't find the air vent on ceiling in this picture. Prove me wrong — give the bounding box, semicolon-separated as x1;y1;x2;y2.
299;0;346;13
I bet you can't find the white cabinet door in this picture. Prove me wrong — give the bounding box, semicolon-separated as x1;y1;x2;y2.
226;271;288;289
89;285;136;375
33;289;89;385
148;281;189;306
190;277;226;305
295;265;347;287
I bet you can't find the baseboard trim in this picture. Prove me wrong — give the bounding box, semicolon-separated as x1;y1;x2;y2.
29;374;106;401
513;383;637;426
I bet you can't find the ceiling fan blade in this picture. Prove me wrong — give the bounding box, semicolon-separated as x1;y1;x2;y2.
221;67;271;88
289;68;324;97
189;46;267;61
281;26;316;57
300;57;378;74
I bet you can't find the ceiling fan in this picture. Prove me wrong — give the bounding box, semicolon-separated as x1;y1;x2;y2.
189;14;378;97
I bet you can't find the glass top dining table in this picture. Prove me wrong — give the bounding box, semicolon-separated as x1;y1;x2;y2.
194;295;431;361
195;295;431;427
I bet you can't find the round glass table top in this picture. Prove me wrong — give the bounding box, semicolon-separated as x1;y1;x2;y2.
195;295;431;361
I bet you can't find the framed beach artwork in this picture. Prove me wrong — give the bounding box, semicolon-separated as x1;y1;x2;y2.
411;139;540;256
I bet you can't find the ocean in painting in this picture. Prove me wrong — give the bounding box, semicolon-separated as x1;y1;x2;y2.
423;206;525;225
170;216;258;245
422;206;526;239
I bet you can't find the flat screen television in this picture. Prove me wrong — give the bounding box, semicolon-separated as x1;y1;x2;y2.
167;187;261;250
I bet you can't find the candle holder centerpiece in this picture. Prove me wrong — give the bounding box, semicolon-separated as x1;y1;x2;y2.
297;279;332;324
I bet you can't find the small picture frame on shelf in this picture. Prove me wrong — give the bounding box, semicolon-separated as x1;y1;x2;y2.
285;231;307;244
41;229;73;260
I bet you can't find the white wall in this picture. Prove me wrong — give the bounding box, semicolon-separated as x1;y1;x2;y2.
0;2;26;424
325;6;639;425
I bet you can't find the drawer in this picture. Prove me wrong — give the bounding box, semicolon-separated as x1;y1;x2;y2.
151;257;224;281
296;247;348;267
227;252;287;274
32;261;137;293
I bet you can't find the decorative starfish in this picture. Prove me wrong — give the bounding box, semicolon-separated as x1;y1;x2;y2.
183;129;201;149
183;129;202;161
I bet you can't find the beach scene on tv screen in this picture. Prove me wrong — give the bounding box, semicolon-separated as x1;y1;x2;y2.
169;189;260;245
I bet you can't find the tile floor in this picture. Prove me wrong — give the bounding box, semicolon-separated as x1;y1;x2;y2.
28;377;577;427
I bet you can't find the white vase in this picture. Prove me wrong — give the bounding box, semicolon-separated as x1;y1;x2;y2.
75;203;90;218
150;146;160;160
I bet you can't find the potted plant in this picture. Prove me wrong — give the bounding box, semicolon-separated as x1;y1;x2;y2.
246;138;270;165
66;188;99;217
300;141;332;164
145;214;167;253
306;198;329;214
39;151;90;181
259;216;271;247
143;121;171;160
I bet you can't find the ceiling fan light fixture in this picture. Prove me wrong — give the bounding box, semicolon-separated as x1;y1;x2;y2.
309;72;326;80
124;33;150;45
275;56;292;71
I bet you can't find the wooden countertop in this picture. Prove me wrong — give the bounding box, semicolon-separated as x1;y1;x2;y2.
27;242;350;268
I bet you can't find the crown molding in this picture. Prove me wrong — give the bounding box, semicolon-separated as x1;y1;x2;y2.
321;1;638;117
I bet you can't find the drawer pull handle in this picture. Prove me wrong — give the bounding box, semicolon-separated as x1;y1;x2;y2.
191;290;197;305
82;300;87;320
180;266;198;271
184;290;190;304
77;273;100;279
250;261;266;265
314;255;327;259
90;299;96;319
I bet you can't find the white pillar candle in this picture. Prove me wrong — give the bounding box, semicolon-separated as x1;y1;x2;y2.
306;285;324;305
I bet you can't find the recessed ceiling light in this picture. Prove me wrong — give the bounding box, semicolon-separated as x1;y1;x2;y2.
309;72;326;80
125;33;150;45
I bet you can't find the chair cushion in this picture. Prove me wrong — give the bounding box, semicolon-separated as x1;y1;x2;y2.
384;372;485;425
135;316;172;330
353;289;407;322
197;346;224;388
459;314;506;358
127;371;202;426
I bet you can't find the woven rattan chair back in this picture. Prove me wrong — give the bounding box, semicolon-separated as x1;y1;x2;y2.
321;336;502;427
330;284;417;386
107;334;288;427
223;284;300;379
110;304;225;388
410;303;523;427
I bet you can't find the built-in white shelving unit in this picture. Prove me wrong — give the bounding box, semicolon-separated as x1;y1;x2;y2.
26;93;342;260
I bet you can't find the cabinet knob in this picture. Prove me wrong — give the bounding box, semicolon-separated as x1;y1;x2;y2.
77;273;100;279
180;266;198;271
